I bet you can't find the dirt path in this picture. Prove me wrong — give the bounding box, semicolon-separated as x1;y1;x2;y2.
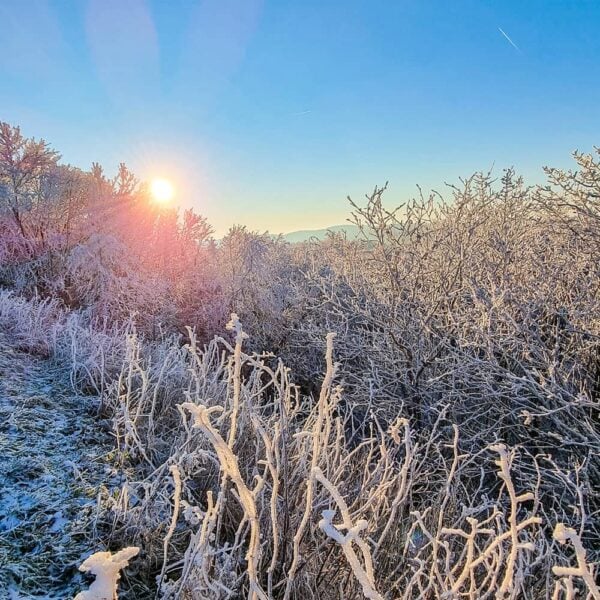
0;335;114;598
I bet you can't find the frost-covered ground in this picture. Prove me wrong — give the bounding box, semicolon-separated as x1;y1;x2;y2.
0;334;114;598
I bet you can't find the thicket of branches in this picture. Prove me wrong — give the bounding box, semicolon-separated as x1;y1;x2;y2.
1;122;598;598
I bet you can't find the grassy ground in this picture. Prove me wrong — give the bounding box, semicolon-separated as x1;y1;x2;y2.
0;334;115;598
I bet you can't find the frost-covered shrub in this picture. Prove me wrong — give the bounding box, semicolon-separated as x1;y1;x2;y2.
253;170;600;565
80;314;597;599
2;123;599;598
66;233;129;307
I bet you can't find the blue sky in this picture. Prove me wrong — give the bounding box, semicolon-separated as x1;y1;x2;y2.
1;0;599;234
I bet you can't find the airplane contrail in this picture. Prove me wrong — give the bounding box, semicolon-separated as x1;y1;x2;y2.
498;27;521;53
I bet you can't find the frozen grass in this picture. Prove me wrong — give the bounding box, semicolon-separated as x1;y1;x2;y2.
0;332;116;597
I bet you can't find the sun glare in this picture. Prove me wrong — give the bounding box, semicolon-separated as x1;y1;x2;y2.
151;178;174;203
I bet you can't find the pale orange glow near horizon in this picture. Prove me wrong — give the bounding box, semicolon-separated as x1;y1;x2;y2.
151;178;175;203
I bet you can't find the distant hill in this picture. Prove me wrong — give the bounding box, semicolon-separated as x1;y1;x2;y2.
282;224;361;243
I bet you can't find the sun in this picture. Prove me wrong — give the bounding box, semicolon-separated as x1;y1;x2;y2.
150;178;175;203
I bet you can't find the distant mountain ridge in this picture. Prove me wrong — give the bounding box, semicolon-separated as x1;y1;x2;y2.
282;224;361;243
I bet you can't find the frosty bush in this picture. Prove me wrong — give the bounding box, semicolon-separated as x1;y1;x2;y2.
0;122;226;339
70;313;593;599
1;124;598;598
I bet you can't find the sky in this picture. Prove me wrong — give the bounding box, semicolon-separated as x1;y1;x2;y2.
1;0;599;235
